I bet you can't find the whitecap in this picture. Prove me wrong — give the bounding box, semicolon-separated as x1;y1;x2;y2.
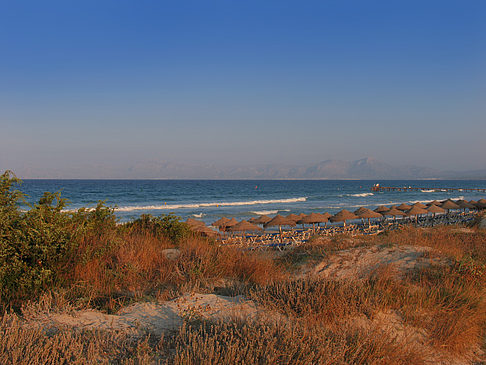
115;197;307;212
346;193;374;197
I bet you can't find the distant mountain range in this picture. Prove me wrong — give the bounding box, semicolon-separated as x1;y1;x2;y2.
11;157;486;179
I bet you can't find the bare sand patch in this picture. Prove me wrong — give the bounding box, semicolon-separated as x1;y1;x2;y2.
313;244;447;280
26;293;266;336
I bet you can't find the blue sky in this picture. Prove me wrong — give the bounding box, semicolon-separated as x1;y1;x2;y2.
1;0;485;177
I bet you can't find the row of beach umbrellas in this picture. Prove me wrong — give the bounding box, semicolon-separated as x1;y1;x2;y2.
185;198;486;235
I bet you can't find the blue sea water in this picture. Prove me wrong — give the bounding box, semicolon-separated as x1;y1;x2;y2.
17;180;486;224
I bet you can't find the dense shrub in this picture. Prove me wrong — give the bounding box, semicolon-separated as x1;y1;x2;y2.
0;171;278;310
123;213;191;244
0;172;75;306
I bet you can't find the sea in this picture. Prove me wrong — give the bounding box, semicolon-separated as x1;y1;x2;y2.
16;180;486;224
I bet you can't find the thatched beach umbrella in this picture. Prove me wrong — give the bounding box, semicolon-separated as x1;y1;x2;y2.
476;199;486;210
354;208;383;227
286;214;301;223
427;204;445;216
405;206;428;224
384;207;405;218
225;217;238;226
412;202;428;209
405;206;428;217
320;212;332;220
253;215;272;227
396;203;412;211
297;213;328;230
227;220;262;233
468;200;481;210
330;209;358;227
219;218;239;232
374;206;389;213
185;218;206;228
427;200;441;206
212;217;230;228
192;225;218;237
455;200;475;211
440;200;460;212
264;215;296;236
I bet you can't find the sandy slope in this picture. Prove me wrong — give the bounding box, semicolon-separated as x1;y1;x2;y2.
313;244;448;280
28;293;264;336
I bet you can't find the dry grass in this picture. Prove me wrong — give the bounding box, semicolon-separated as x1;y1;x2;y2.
59;232;281;311
0;312;424;365
170;319;425;365
1;224;485;363
0;312;154;364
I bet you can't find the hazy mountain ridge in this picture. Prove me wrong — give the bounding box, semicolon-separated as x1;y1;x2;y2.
10;157;486;179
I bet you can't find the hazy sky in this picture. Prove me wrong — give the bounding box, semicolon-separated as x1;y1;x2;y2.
1;0;485;177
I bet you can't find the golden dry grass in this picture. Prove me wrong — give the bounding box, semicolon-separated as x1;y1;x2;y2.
1;224;485;364
58;231;281;311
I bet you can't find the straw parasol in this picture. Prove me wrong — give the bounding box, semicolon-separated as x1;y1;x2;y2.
227;220;262;233
469;200;485;209
185;218;206;228
330;209;358;227
264;215;296;238
426;204;445;216
412;202;427;209
354;207;383;227
212;217;230;228
225;217;238;226
405;206;428;217
355;207;382;219
440;200;460;212
476;199;486;209
253;215;272;225
374;205;389;213
384;206;405;217
192;225;218;237
265;215;296;228
297;213;328;230
286;214;301;223
427;200;441;206
396;203;412;211
320;212;332;220
219;218;239;232
455;200;475;210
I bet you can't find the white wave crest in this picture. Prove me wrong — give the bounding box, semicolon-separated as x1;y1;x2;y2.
251;209;289;215
116;197;307;212
421;189;436;193
192;213;204;218
251;210;278;215
408;196;464;204
346;193;374;197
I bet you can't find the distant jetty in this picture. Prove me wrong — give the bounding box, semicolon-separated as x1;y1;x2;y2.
371;184;486;193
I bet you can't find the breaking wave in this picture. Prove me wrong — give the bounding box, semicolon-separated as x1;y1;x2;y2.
346;193;374;197
251;209;290;215
116;197;307;212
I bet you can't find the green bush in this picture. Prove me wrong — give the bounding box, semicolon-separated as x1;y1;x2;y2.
0;171;192;307
0;172;74;306
124;213;190;245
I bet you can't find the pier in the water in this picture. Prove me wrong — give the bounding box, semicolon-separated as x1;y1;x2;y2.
371;184;486;193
